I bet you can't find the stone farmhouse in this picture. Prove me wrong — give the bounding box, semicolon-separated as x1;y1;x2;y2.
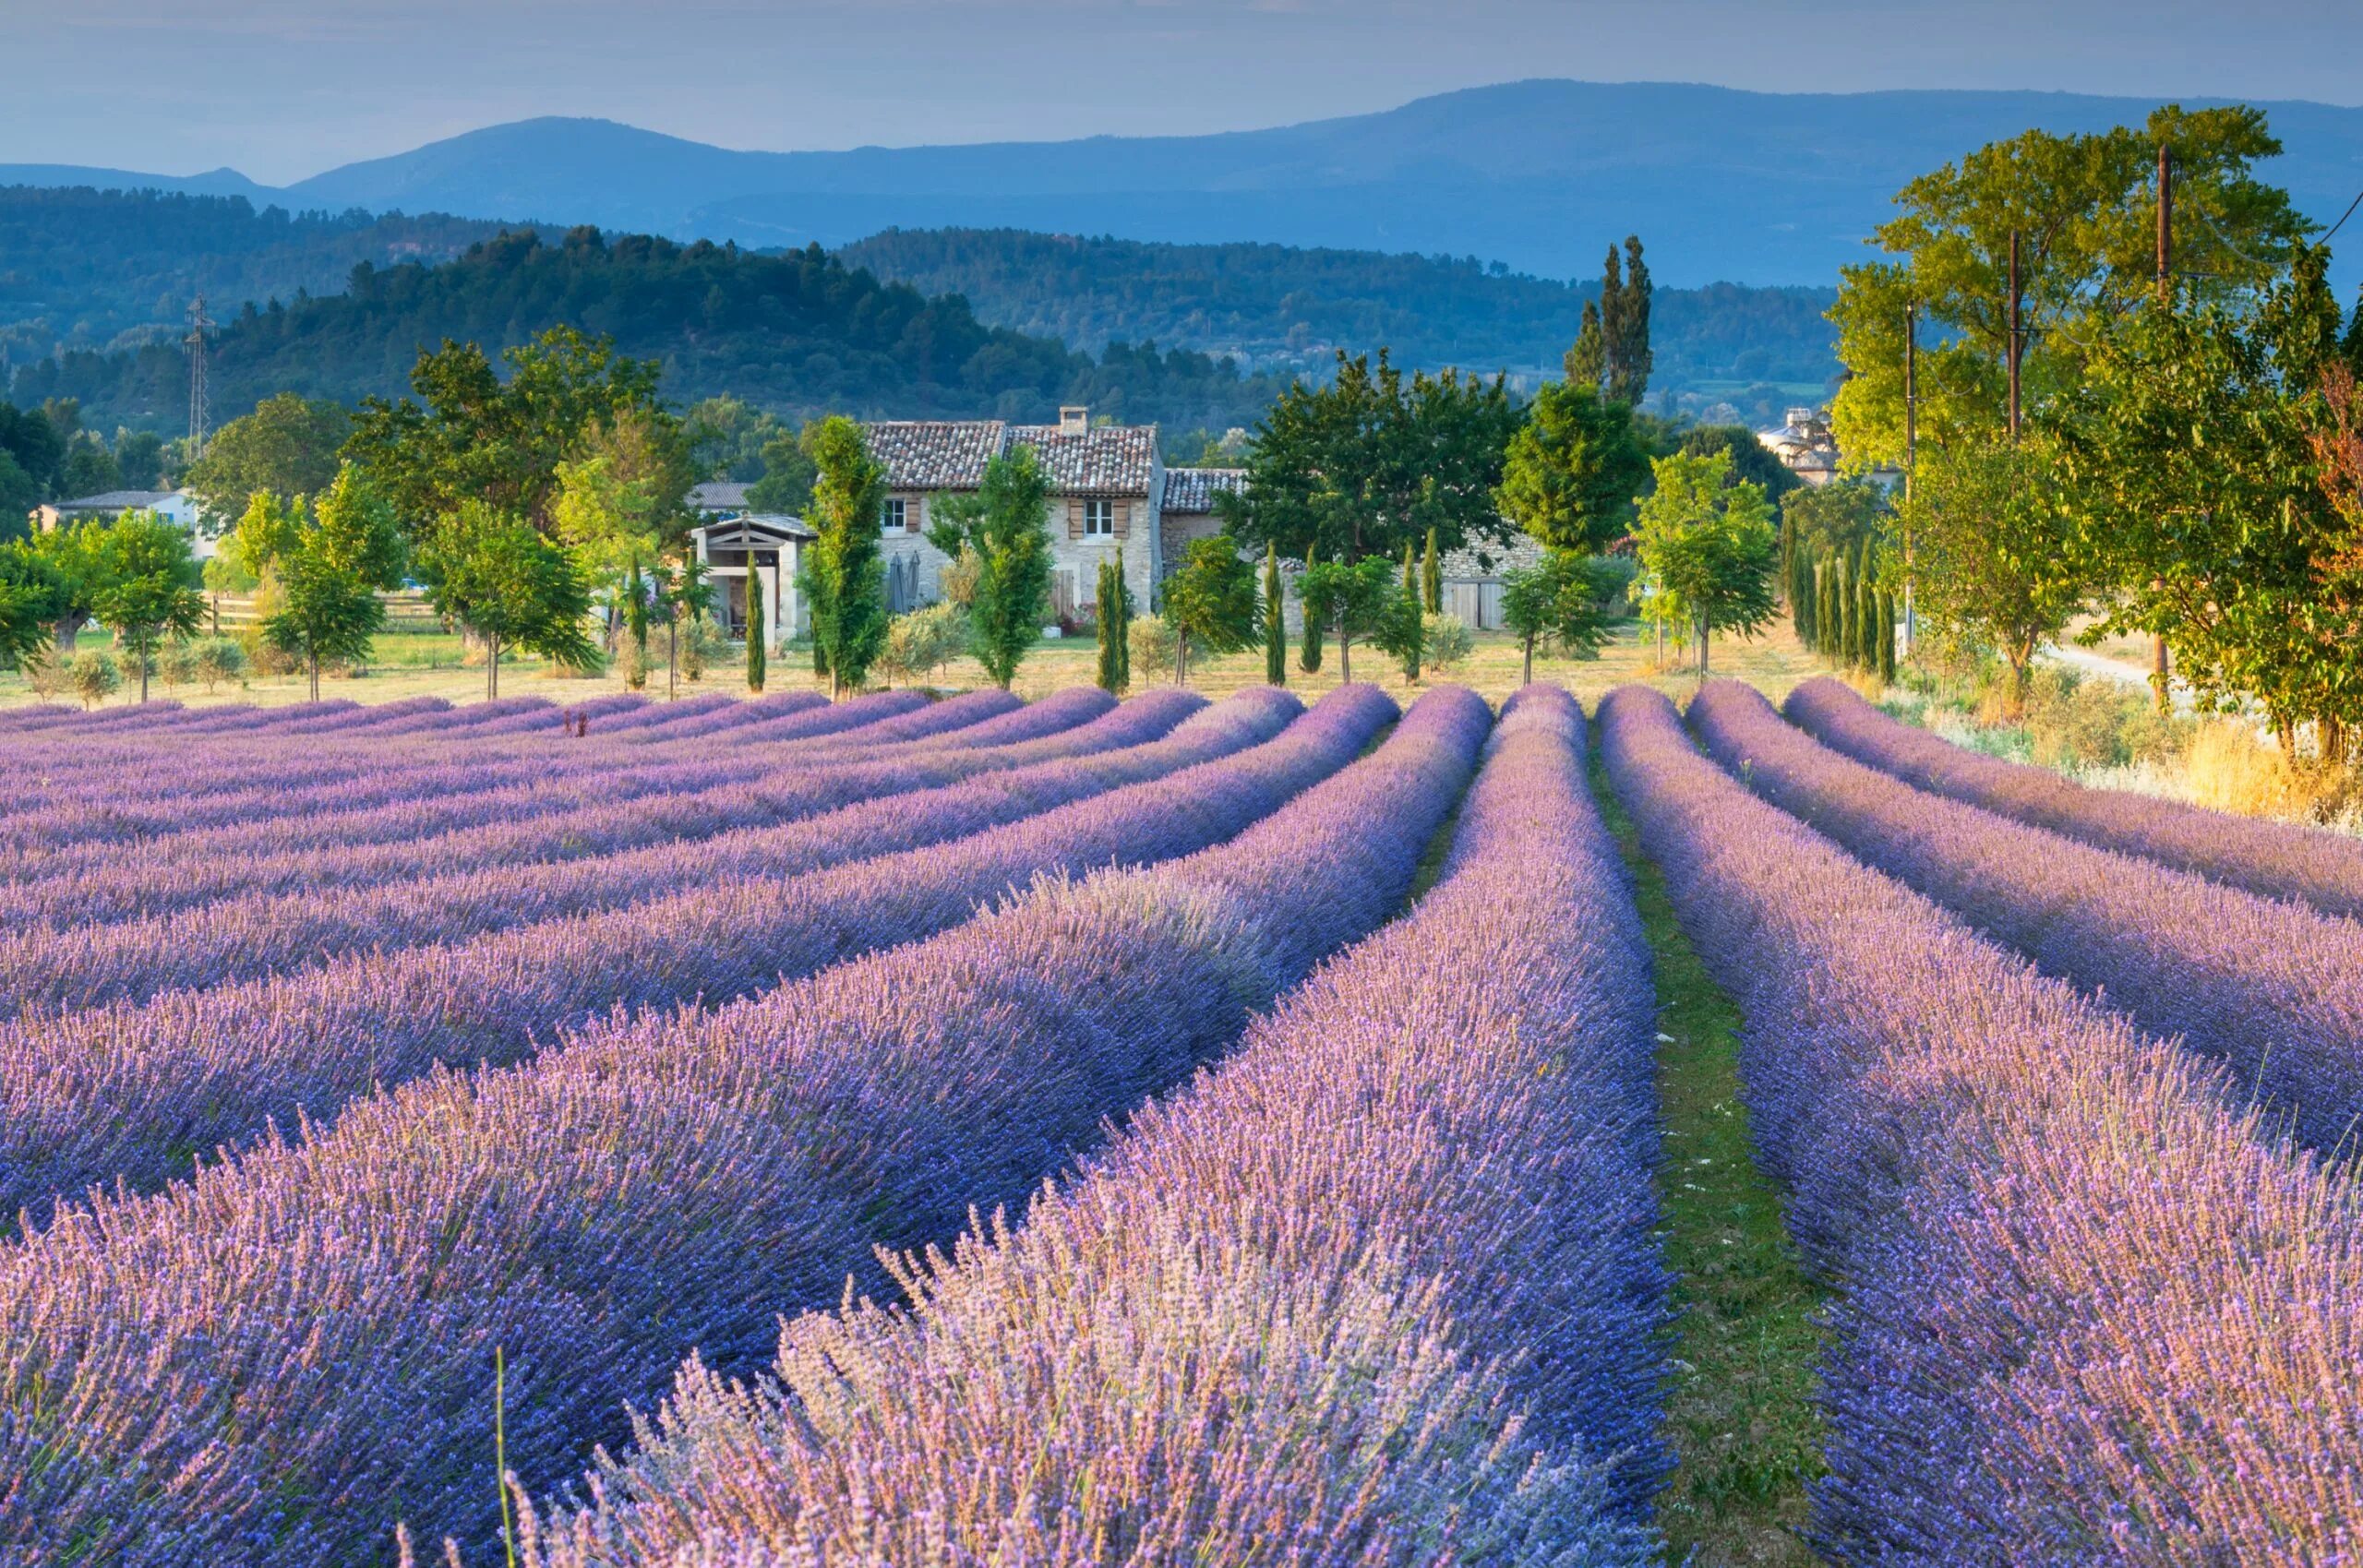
691;406;1251;650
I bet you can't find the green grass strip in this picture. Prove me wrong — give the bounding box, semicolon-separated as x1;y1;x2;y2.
1589;745;1826;1567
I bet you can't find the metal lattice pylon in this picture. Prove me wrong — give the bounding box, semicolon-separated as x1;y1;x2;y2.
185;293;215;454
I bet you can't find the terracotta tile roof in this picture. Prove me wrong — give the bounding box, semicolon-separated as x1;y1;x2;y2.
1161;467;1250;514
867;421;1008;490
1005;424;1157;495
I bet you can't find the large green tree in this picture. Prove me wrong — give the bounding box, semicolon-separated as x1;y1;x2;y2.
1495;379;1650;554
1632;449;1778;675
1217;349;1519;565
343;327;667;575
1601;236;1655;407
1900;435;2087;713
235;466;407;701
184;393;352;527
421;500;597;698
2052;245;2362;740
800;414;888;697
927;443;1053;688
89;514;203;701
1830;106;2308;466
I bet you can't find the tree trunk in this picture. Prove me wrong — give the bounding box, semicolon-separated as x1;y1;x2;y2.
1176;630;1190;688
486;634;500;700
54;614;85;661
667;621;678;700
1337;628;1351;685
1521;633;1534;688
138;640;150;703
308;651;321;704
1697;613;1710;676
2007;650;2031;719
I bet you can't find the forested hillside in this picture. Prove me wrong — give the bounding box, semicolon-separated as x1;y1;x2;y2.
8;226;1289;435
0;186;508;367
838;228;1841;391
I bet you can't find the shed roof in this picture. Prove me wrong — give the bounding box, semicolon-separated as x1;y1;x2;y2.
1161;466;1250;515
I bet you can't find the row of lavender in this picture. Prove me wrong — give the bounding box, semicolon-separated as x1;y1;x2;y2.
1787;676;2363;922
0;686;1354;1227
1604;685;2363;1562
1;691;1047;924
0;688;1492;1566
1687;680;2363;1155
3;688;949;859
510;685;1671;1568
0;692;1163;1000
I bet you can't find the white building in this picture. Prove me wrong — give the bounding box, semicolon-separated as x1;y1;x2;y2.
31;489;217;557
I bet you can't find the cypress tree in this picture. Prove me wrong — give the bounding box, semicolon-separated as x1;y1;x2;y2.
1263;544;1287;686
745;576;766;693
1114;546;1133;692
1855;543;1878;672
1096;557;1123;694
1398;543;1422;683
1298;543;1325;673
1835;554;1858;668
1421;527;1442;614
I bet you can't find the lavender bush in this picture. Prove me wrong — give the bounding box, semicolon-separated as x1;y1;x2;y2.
0;687;1467;1568
0;687;1353;1225
1787;676;2363;922
522;686;1665;1568
1690;680;2363;1155
0;692;1173;1010
1601;683;2363;1564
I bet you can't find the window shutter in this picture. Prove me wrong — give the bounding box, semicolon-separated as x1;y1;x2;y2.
1068;498;1084;541
1116;499;1132;538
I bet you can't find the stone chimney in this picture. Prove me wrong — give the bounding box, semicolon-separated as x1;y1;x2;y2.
1059;405;1090;434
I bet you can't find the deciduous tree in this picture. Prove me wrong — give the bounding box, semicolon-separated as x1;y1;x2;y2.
1632;449;1778;676
235;467;406;701
1496;379;1649;555
89;513;203;701
927;443;1052;688
1161;536;1259;687
800;414;887;697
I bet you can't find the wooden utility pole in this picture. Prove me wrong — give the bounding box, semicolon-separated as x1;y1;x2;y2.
1902;300;1917;653
2007;229;2022;443
2151;144;2173;713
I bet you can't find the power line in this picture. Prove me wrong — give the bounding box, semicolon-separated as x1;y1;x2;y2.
2324;184;2363;244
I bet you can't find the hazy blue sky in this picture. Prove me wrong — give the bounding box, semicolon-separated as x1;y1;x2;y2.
8;0;2359;183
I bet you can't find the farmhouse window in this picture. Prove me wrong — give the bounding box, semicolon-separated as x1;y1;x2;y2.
882;497;907;533
1083;498;1116;537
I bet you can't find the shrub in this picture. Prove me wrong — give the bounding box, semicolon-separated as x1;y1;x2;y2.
878;603;967;687
1127;616;1179;684
1421;611;1473;671
192;638;247;692
160;640;201;688
69;649;122;709
678;617;725;682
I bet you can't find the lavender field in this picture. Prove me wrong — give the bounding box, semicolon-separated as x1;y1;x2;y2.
0;682;2355;1566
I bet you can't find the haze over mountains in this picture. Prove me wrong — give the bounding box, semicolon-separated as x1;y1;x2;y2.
10;80;2363;289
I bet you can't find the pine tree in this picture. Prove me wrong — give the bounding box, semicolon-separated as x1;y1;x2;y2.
745;576;766;693
1298;543;1325;673
1421;527;1442;614
1263;543;1286;687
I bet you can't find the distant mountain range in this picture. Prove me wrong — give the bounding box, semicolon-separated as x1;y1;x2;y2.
7;80;2361;289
